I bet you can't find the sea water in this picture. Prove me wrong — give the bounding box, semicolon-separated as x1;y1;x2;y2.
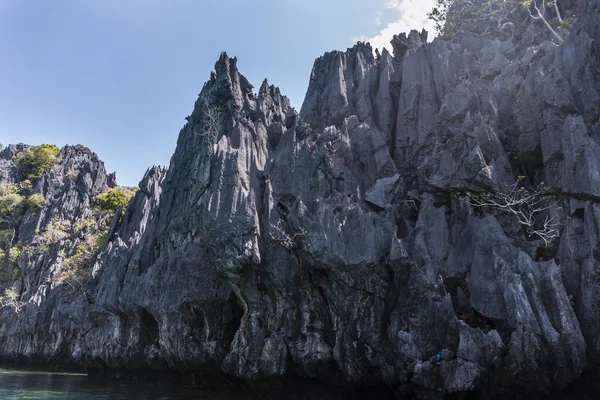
0;368;251;400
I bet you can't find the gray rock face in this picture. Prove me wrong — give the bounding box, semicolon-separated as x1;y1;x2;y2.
0;144;32;183
0;145;109;363
1;2;600;398
365;174;402;210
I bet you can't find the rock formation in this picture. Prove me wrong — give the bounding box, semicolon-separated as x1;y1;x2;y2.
1;1;600;398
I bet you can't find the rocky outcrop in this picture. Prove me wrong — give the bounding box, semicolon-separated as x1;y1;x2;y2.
1;1;600;398
0;145;109;362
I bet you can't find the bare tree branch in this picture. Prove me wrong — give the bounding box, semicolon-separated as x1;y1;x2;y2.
525;0;565;44
466;178;561;244
552;0;564;23
197;103;222;156
0;288;24;314
269;220;305;252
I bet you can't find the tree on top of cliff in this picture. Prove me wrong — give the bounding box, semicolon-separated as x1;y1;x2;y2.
429;0;570;42
14;144;61;181
521;0;570;43
428;0;518;40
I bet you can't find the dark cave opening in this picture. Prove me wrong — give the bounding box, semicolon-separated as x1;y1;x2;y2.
223;292;244;344
139;309;160;348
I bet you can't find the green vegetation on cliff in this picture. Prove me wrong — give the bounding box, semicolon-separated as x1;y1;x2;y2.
96;186;137;215
0;183;46;227
428;0;571;42
14;144;61;181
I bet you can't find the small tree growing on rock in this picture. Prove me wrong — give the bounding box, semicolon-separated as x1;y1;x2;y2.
522;0;568;44
269;220;306;253
0;288;24;314
14;144;61;181
197;103;222;156
466;177;561;245
96;186;137;216
56;233;106;290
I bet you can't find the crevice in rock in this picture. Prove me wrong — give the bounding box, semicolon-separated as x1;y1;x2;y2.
223;291;244;345
572;207;585;219
444;275;514;340
393;196;419;239
311;274;337;349
256;171;269;265
535;245;558;261
459;308;497;332
387;66;402;160
139;309;160;348
185;304;208;342
118;313;130;347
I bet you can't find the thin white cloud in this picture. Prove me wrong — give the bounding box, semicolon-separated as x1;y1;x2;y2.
373;11;383;26
363;0;437;52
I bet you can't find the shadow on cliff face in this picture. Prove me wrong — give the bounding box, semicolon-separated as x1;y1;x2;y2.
139;309;160;349
556;367;600;400
224;292;244;345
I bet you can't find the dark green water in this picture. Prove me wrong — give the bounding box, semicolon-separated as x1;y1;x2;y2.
0;368;252;400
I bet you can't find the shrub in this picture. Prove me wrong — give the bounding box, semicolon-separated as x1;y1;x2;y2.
8;246;21;269
0;229;13;246
96;232;108;249
0;192;25;225
0;193;24;214
73;217;94;233
40;217;70;245
15;144;61;181
0;184;46;224
96;186;137;215
0;183;18;197
18;180;33;196
57;232;106;285
58;243;90;283
26;193;45;211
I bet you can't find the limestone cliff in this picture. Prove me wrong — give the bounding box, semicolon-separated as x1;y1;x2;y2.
1;1;600;398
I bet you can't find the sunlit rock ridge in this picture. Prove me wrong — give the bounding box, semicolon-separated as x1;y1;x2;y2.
1;1;600;398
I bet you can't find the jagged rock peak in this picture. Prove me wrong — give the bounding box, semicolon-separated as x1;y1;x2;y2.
197;51;255;109
56;144;103;164
259;78;284;99
315;40;375;62
106;172;117;188
187;52;291;130
390;29;428;58
138;165;167;196
300;37;391;129
0;144;32;183
0;143;33;160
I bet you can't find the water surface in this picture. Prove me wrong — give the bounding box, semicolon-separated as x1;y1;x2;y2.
0;368;251;400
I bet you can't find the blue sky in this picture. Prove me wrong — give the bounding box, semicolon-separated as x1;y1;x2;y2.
0;0;435;186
